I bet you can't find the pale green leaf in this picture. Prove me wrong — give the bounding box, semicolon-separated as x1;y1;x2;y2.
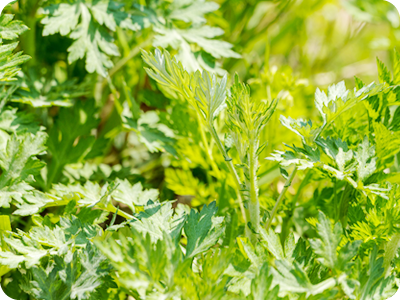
113;178;159;211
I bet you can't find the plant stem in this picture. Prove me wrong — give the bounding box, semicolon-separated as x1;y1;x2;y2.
280;169;311;244
247;140;260;244
383;233;400;277
196;113;222;180
96;35;154;100
208;124;247;224
101;36;153;88
20;0;40;66
107;77;124;115
340;185;351;225
266;166;298;231
106;203;136;220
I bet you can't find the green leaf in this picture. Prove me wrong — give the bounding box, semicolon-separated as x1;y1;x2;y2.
0;42;30;82
132;201;187;244
12;71;90;108
272;259;336;295
248;263;281;300
238;237;268;268
142;49;230;123
355;137;376;182
393;49;400;84
41;0;134;77
259;227;284;260
168;1;219;24
360;246;385;300
154;26;240;71
194;71;227;121
164;168;210;200
0;215;11;231
139;0;239;71
0;237;48;268
0;108;42;134
315;81;348;124
47;100;100;187
339;277;360;300
0;14;29;42
316;137;353;172
112;178;159;212
376;58;391;84
24;244;114;300
13;191;57;216
181;26;241;60
0;132;47;208
184;201;224;258
284;232;296;262
373;122;400;166
123;111;177;155
309;211;342;270
227;73;277;140
314;81;386;136
280;116;317;144
96;224;177;297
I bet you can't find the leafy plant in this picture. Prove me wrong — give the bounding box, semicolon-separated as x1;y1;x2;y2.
1;0;400;299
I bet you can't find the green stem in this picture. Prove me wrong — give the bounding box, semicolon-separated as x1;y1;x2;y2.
266;166;298;231
208;124;247;225
280;169;311;244
106;203;136;220
383;233;400;277
20;0;40;66
101;36;153;85
109;36;153;78
196;114;221;180
338;183;351;226
107;77;124;116
247;140;260;244
96;36;154;100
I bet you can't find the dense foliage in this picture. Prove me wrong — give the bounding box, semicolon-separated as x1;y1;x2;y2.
1;0;400;299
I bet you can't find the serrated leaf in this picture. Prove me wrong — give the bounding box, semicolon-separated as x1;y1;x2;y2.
373;122;400;166
0;108;42;134
0;42;30;82
24;244;114;300
169;1;219;24
355;137;376;182
360;246;385;300
309;211;342;269
41;0;133;77
249;263;281;300
112;178;159;212
0;14;29;41
259;227;284;260
0;132;47;208
142;48;230;123
195;71;227;121
377;58;391;84
12;71;90;108
123;111;177;156
184;201;224;258
132;201;186;244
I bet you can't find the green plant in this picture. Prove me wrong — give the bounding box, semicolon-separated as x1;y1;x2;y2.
1;0;400;299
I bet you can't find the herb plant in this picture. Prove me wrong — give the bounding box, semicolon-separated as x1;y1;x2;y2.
0;0;400;299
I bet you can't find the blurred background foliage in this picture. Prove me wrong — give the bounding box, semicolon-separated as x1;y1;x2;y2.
3;0;400;231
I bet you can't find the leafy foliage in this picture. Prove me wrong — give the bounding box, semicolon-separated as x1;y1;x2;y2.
1;1;400;299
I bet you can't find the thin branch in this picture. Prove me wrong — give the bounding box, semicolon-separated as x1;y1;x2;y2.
208;124;248;224
265;165;298;231
99;36;154;93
